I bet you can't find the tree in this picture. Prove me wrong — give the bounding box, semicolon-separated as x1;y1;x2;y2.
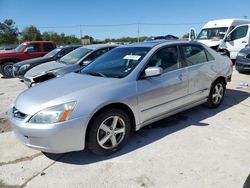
42;32;80;45
0;19;19;45
21;25;42;41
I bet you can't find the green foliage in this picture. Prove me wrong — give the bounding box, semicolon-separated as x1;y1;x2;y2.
42;32;80;45
103;36;147;43
0;19;19;45
21;25;42;41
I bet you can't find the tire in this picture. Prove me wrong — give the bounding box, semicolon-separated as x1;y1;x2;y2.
205;79;226;108
243;174;250;188
1;62;14;78
86;108;131;155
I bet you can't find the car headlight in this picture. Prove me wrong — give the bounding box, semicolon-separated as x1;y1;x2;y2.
19;64;31;72
28;101;76;124
237;52;246;57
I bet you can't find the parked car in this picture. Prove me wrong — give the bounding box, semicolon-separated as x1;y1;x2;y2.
144;35;179;41
0;41;56;77
0;45;17;52
8;40;233;155
23;44;117;87
13;45;81;79
235;46;250;73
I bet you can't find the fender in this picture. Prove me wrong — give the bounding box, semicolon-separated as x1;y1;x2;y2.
0;57;20;65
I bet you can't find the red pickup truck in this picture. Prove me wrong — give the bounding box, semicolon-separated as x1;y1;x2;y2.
0;41;56;77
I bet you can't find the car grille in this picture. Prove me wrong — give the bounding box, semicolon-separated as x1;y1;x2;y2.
246;54;250;59
12;107;27;119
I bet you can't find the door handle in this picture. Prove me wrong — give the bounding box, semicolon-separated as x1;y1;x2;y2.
178;74;183;80
242;41;247;43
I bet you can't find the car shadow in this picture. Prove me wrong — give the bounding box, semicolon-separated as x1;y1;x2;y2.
44;88;250;165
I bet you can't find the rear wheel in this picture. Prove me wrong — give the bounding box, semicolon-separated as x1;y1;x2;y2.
86;109;131;155
205;79;226;108
1;62;14;78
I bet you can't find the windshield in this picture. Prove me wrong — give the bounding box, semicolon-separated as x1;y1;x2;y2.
44;48;62;58
197;27;228;40
15;43;26;52
80;47;150;78
60;47;92;65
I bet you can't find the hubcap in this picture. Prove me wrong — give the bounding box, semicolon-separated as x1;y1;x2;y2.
3;64;13;77
97;116;126;149
212;83;224;104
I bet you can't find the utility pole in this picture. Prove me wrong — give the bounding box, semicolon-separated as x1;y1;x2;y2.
137;23;140;42
80;25;83;44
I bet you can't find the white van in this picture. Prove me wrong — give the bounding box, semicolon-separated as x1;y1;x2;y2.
218;24;250;59
193;19;250;60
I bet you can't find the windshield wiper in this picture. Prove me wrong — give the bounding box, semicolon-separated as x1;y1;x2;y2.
85;71;106;77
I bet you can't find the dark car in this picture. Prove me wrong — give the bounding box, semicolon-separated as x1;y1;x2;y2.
235;46;250;73
24;44;118;87
144;35;179;42
13;45;81;79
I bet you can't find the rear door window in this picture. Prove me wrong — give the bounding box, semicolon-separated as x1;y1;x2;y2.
181;45;208;66
44;43;54;52
146;46;181;73
85;48;110;61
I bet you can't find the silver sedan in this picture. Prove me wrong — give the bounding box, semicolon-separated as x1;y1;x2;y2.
8;40;233;155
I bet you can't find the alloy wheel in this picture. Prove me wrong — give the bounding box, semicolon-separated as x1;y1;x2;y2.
212;83;224;105
97;116;126;149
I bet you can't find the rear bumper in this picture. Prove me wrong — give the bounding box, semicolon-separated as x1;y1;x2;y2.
8;108;89;153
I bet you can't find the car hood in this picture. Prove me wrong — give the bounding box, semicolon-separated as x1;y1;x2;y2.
14;56;53;67
14;73;119;115
239;47;250;54
25;60;66;77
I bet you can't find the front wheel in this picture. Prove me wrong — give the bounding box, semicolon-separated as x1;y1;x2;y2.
205;79;226;108
1;62;14;78
86;109;131;155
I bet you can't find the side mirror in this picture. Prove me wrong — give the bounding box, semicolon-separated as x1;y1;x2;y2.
144;67;163;78
81;60;91;66
189;28;196;41
56;53;63;59
24;47;33;53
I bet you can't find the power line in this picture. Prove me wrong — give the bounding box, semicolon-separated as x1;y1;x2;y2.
16;21;206;29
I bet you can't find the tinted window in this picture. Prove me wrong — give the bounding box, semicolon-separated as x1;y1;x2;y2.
205;49;215;61
44;48;62;57
27;43;41;52
85;48;110;61
230;25;249;40
44;43;54;52
60;47;93;65
146;46;181;73
182;45;207;66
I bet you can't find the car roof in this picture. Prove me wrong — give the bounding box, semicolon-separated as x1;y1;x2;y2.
80;44;118;50
58;45;82;49
118;40;201;48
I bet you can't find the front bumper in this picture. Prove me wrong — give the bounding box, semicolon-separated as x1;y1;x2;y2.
8;107;89;153
235;61;250;72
